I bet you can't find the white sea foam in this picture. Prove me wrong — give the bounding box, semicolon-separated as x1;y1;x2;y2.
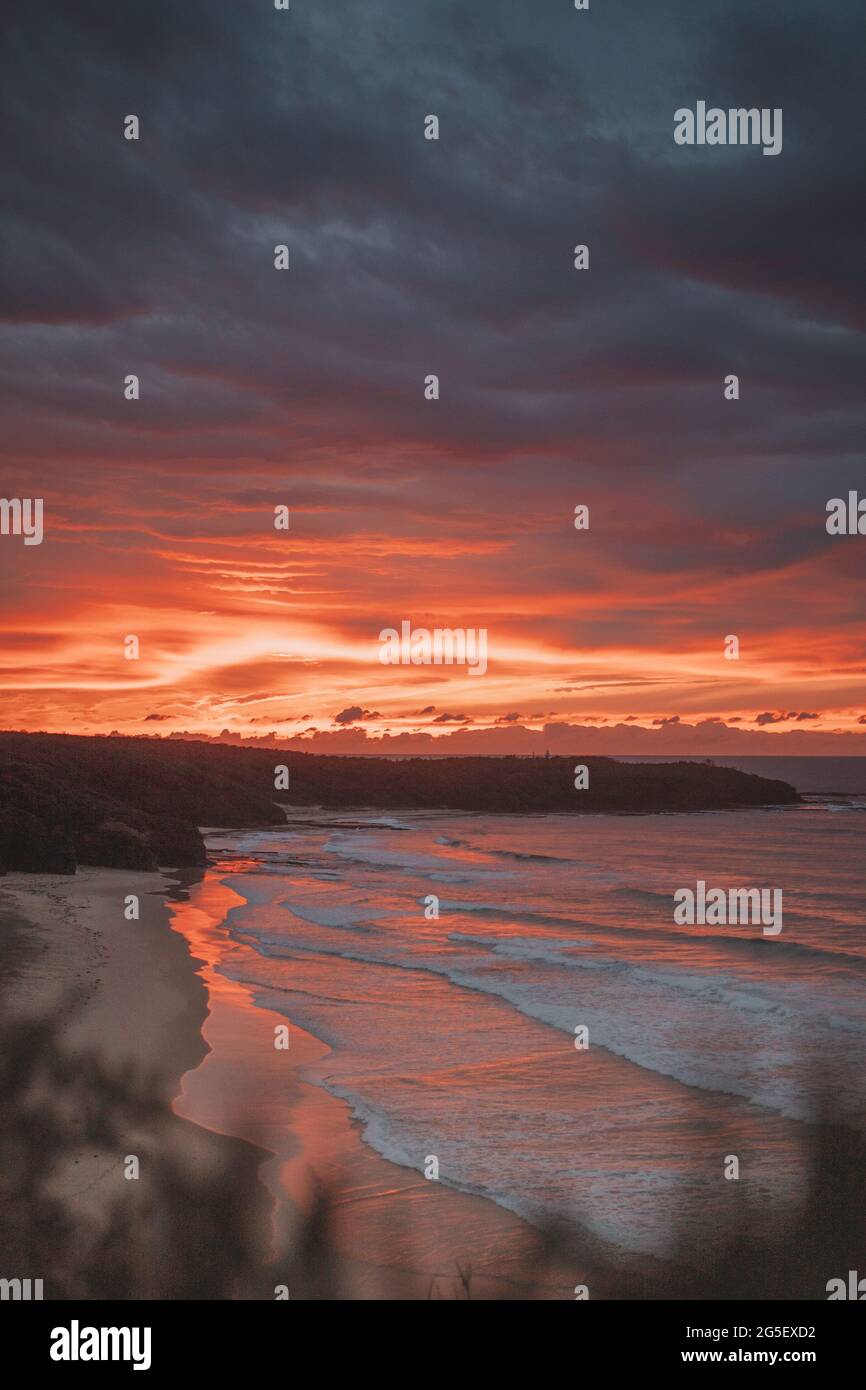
204;801;866;1256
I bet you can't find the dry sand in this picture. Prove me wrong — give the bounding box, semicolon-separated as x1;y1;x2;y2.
0;868;207;1092
0;869;270;1297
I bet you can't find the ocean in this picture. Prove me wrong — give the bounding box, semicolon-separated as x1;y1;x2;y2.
171;763;866;1270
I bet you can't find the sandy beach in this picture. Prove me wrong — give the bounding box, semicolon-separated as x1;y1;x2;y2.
0;868;270;1299
0;868;207;1089
3;803;864;1302
0;866;590;1299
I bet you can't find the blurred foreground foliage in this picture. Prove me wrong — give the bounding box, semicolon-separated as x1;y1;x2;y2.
1;1009;862;1300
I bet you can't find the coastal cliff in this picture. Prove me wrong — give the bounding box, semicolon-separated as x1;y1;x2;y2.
0;733;800;873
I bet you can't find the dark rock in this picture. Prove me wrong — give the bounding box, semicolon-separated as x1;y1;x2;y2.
0;809;76;874
77;820;158;871
147;816;207;868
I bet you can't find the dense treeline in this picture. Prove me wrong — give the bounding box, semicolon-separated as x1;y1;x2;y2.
0;733;799;873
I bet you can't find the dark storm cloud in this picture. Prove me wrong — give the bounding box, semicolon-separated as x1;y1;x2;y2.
1;0;864;612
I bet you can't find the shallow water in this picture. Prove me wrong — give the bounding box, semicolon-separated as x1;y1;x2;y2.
182;799;866;1263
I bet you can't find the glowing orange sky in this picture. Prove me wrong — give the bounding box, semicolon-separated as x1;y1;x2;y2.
2;460;865;751
2;0;865;753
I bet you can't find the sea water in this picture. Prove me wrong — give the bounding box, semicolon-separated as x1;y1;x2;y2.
195;786;866;1263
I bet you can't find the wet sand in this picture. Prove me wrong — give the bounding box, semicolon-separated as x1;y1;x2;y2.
170;869;607;1299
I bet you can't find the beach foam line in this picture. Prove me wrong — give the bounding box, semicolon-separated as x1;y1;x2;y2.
166;869;594;1297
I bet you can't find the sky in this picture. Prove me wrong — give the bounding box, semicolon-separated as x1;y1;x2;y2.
1;0;865;754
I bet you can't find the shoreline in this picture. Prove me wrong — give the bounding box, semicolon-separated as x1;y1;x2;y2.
170;868;600;1298
0;860;715;1299
4;846;850;1299
0;864;597;1297
0;868;209;1094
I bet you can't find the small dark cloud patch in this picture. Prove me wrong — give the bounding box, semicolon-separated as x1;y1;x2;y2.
755;710;820;726
334;706;382;725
